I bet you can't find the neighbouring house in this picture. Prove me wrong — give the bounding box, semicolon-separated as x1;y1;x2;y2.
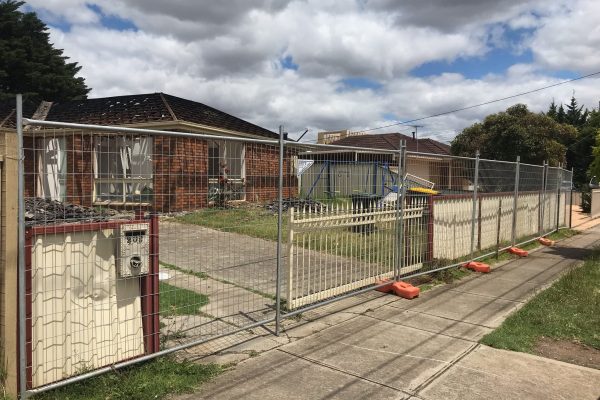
298;132;460;198
0;93;297;212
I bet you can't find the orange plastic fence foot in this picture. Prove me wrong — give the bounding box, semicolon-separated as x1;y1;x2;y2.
391;281;420;299
463;261;491;273
508;247;529;257
375;278;394;293
538;237;555;246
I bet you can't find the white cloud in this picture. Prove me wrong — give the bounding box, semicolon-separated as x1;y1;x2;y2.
530;0;600;73
27;0;600;144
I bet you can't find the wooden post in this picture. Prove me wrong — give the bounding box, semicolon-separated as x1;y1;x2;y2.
0;130;19;397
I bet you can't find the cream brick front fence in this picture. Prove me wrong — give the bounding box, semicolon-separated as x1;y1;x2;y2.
432;190;568;261
4;94;573;398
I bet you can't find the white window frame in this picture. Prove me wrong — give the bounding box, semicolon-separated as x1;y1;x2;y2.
207;140;246;202
93;136;153;205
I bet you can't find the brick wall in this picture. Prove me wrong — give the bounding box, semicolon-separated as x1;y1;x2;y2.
153;136;208;212
66;134;94;206
245;143;297;202
23;132;297;212
23;136;35;198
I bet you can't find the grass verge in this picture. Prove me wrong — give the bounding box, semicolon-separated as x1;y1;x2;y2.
477;229;579;265
480;247;600;352
33;357;221;400
160;282;209;317
413;229;579;292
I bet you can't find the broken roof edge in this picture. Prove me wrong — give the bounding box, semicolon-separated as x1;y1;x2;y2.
1;92;278;139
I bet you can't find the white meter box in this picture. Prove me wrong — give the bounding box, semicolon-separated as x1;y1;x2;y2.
118;222;150;278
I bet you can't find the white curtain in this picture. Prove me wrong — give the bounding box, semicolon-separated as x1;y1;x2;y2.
37;137;66;200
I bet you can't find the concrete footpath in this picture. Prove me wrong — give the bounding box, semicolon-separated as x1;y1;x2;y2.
180;227;600;400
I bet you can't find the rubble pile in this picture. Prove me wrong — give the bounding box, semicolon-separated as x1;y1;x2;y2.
264;198;324;212
25;197;119;226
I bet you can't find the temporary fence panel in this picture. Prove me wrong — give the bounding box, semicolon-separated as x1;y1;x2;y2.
19;118;288;396
288;143;408;310
410;154;477;267
285;201;425;309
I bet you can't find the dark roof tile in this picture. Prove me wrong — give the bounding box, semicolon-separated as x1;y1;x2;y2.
162;94;276;138
43;92;277;138
0;98;39;128
331;132;450;155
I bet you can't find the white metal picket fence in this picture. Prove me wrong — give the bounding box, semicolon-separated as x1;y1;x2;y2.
286;200;426;309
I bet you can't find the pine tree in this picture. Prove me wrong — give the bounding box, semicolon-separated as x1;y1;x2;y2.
0;0;90;102
556;104;566;123
565;96;587;126
547;99;558;121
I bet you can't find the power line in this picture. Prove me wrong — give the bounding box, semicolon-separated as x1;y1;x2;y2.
357;70;600;133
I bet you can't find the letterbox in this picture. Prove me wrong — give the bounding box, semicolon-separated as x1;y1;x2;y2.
118;222;150;277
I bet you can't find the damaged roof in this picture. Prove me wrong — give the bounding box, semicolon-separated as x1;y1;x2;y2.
0;93;277;138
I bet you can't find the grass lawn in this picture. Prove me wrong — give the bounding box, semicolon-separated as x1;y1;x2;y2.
176;207;425;266
177;208;282;242
160;281;209;317
32;357;221;400
480;247;600;353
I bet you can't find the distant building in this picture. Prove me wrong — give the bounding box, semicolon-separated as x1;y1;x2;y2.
317;129;365;144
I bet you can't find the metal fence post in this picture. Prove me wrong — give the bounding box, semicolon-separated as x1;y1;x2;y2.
556;165;563;232
569;167;574;228
540;161;548;236
16;94;27;399
275;125;284;336
470;150;480;261
540;161;548;235
511;156;520;245
395;140;407;280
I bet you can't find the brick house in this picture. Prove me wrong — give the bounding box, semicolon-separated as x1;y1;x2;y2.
0;93;296;211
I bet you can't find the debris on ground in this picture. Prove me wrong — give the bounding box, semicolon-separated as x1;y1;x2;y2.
25;197;123;226
264;198;324;212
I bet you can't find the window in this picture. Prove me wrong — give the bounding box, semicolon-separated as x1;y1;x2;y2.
37;137;67;201
93;136;153;204
208;140;245;202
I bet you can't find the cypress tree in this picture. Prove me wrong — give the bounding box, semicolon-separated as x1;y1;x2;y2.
0;0;90;102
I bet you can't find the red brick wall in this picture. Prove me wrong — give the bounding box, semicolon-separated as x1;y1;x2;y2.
23;136;35;198
153;136;208;212
245;143;297;202
66;134;94;206
23;134;94;207
23;132;297;211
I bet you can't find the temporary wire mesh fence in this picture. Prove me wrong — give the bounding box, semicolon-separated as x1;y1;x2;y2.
17;115;573;397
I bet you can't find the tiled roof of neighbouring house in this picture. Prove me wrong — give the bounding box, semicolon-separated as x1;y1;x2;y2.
0;93;278;138
331;132;451;155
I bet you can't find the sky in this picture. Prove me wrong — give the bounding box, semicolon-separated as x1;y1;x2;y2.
24;0;600;143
